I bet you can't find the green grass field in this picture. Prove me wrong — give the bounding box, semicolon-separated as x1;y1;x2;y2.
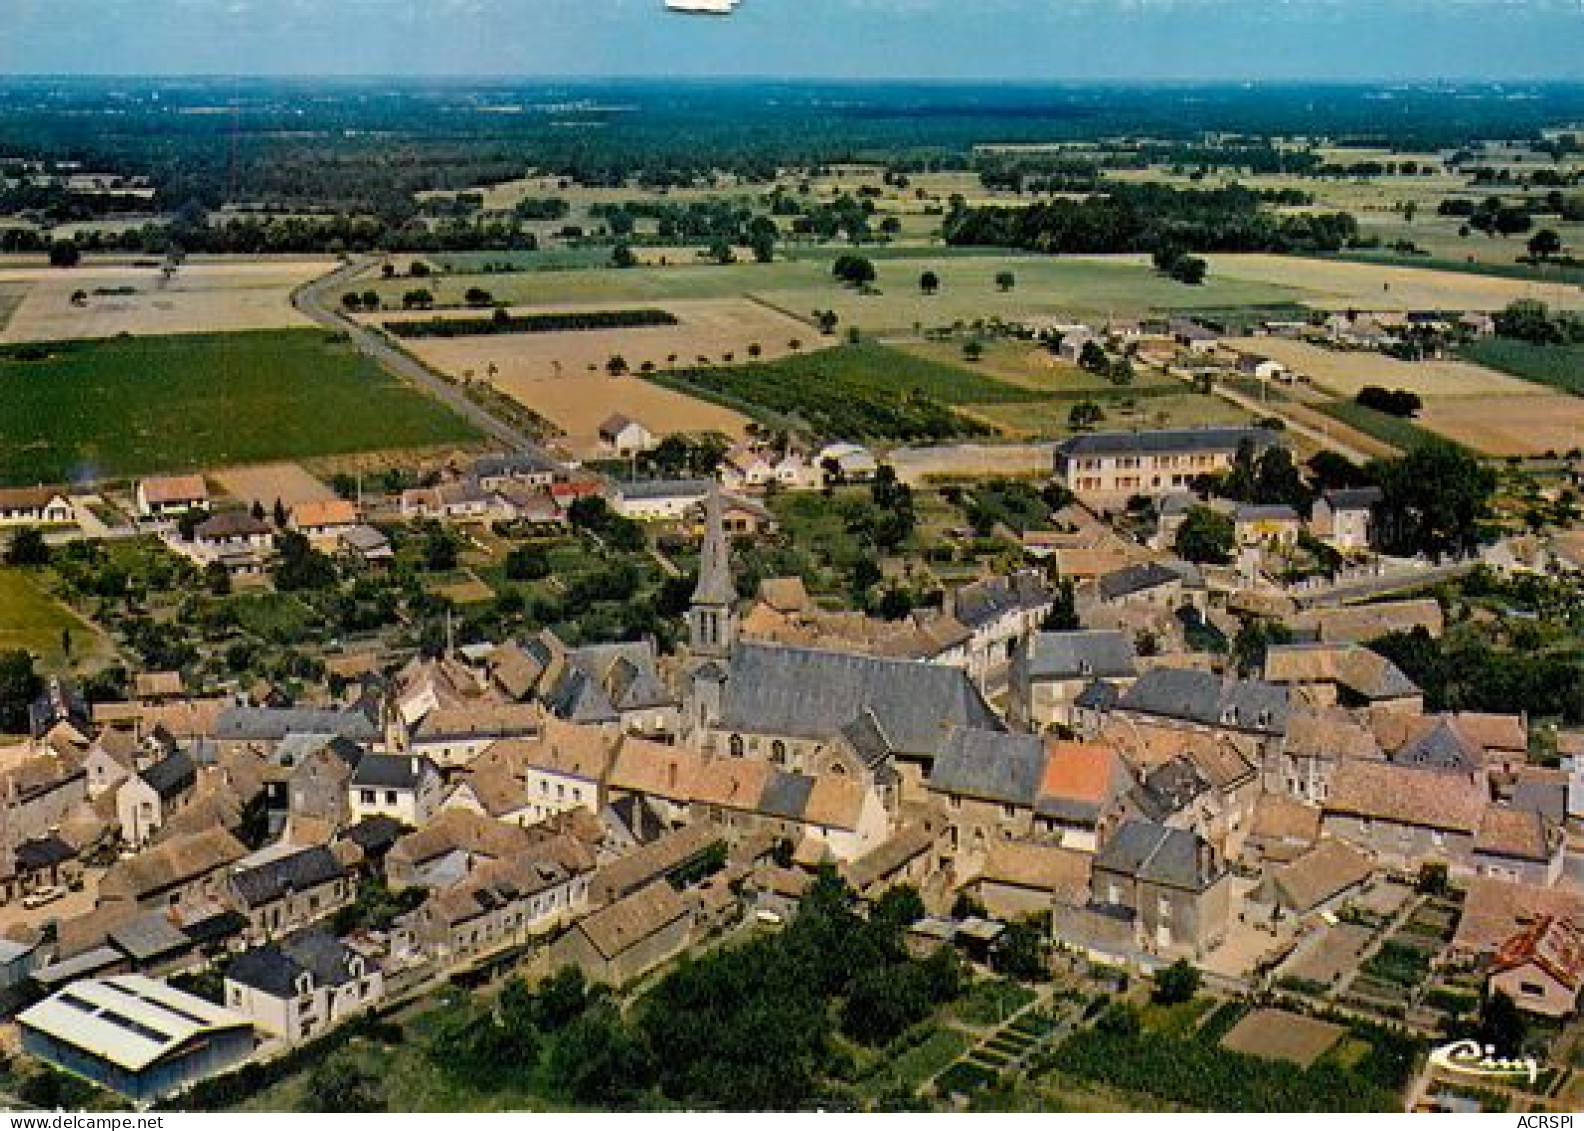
357;251;1304;331
646;341;1043;441
1317;400;1447;453
0;568;96;669
1458;338;1584;397
0;329;480;484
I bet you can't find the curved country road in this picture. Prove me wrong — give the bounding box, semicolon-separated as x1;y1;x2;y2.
294;259;552;456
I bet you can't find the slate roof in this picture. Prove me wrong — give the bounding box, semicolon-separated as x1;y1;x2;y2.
230;845;346;908
227;930;363;996
194;511;272;540
350;754;436;791
472;450;558;480
1022;630;1137;681
1074;680;1123;711
1119;669;1289;736
1098;562;1182;602
217;707;379;744
716;641;1001;755
139;750;196;801
1322;487;1383;512
1094;819;1220;892
614;478;712;502
929;728;1047;807
1059;427;1276;458
951;571;1052;630
1390;717;1484;774
757;771;817;822
1131;757;1211;823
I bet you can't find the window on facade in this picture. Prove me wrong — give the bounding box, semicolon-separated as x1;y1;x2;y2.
729;734;745;758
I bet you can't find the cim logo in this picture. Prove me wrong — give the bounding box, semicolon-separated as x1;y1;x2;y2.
1428;1038;1540;1085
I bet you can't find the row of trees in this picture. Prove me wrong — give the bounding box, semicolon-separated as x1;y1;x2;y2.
943;183;1359;258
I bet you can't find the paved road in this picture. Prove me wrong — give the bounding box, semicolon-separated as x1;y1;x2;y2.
1206;380;1378;465
294;260;555;457
1292;559;1479;608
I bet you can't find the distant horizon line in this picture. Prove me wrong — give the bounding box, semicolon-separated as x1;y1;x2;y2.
2;72;1583;87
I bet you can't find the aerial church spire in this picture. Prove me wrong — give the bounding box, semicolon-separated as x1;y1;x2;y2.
688;488;738;660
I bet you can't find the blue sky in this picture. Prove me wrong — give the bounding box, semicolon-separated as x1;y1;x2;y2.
2;0;1581;81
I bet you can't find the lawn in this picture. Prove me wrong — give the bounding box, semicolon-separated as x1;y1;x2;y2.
1458;339;1584;398
0;568;98;671
0;329;480;484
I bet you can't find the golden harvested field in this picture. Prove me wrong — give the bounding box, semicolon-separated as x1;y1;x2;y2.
0;258;333;343
1199;253;1584;312
1416;395;1584;457
386;298;817;449
1221;336;1545;399
212;462;338;510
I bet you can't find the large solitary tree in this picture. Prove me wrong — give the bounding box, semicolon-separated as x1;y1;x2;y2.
1369;441;1495;559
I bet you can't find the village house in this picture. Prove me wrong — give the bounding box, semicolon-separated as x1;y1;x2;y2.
1107;669;1290;760
135;475;208;519
216;706;381;760
403;701;544;767
1250;836;1374;918
610;478;712;521
1266;705;1383;804
598;413;657;457
0;485;74;527
289;499;359;546
816;442;879;482
1008;630;1139;732
1487;915;1584;1018
1036;739;1134;851
274;734;363;829
1054;427;1278;502
0;749;89;844
717;444;775;492
499;632;680;738
115;749;197;847
98;825;249;914
470;449;558;492
189;511;274;574
548;879;692;986
1264;642;1423;715
1170;318;1221;355
447;719;614;827
1233;503;1302;550
383;808;533;890
970;840;1093;921
1321;759;1490;877
228;843;355;944
947;570;1057;686
1310;487;1382;552
1234;352;1291;382
396;834;596;966
225;930;383;1044
347;754;442;827
399;481;507;523
1089;818;1233;959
